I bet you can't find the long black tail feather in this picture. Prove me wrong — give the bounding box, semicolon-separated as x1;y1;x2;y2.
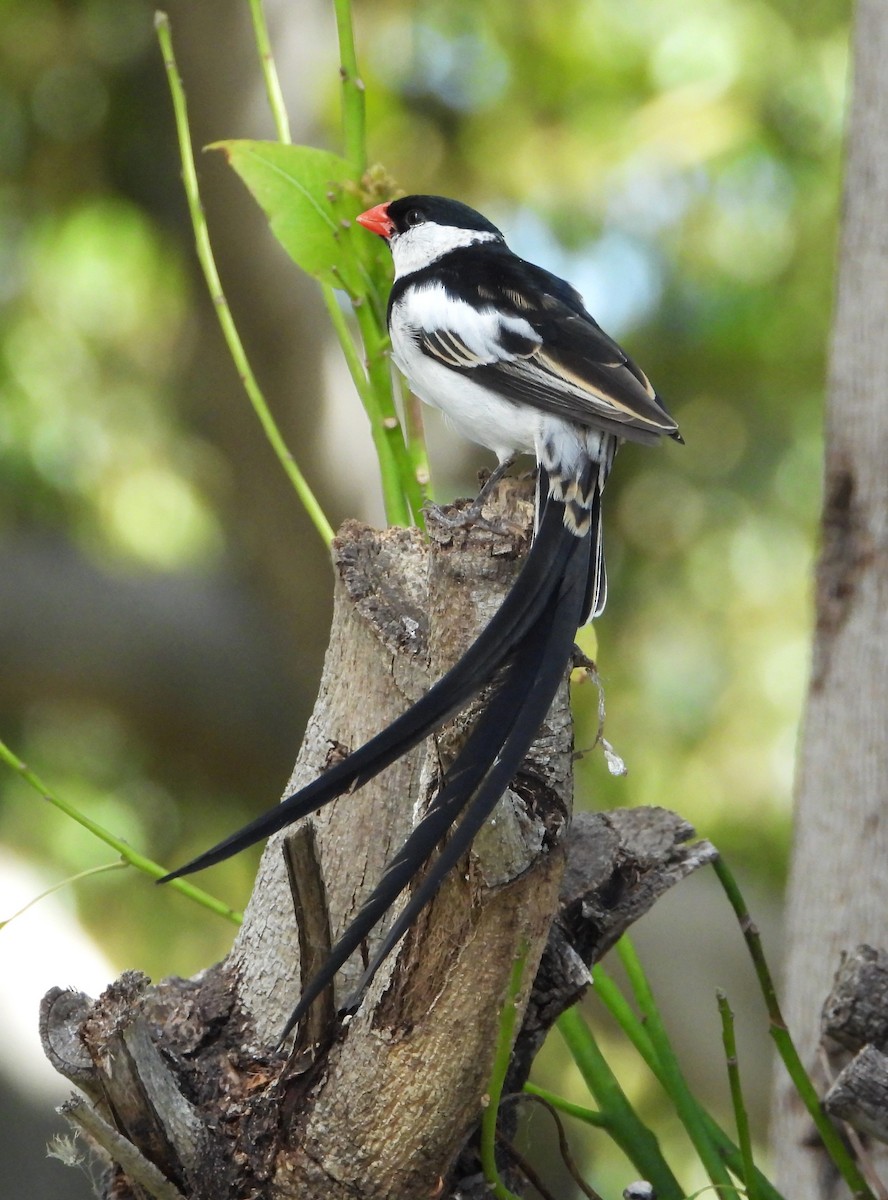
160;470;572;883
279;520;591;1041
583;480;606;622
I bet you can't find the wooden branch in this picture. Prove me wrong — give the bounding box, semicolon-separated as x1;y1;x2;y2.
820;945;888;1150
282;824;336;1056
825;1045;888;1146
822;945;888;1054
40;481;716;1199
62;1096;186;1200
267;481;572;1199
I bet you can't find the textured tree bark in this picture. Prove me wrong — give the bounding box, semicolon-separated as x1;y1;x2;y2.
41;482;716;1199
826;1046;888;1147
770;3;888;1193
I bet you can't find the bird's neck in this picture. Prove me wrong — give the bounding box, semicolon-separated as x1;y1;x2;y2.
391;225;500;278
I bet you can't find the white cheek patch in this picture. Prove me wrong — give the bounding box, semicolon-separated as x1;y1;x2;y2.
391;223;499;276
408;284;540;364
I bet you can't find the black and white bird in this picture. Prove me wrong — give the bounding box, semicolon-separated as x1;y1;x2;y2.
162;196;681;1040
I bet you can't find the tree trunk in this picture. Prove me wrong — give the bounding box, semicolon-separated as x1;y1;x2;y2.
771;2;888;1193
41;481;716;1199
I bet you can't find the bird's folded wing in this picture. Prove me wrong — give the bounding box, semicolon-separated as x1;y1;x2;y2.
414;272;679;444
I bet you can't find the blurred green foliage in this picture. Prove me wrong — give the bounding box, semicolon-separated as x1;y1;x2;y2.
0;0;850;1192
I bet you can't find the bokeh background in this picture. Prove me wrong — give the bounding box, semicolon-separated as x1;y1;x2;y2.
0;0;849;1195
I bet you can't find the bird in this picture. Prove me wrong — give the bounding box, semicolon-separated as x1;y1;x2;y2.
161;196;681;1041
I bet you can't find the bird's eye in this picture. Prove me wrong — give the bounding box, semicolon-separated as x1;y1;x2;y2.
405;209;424;227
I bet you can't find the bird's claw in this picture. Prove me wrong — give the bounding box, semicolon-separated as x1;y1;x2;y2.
424;499;523;537
424;499;502;533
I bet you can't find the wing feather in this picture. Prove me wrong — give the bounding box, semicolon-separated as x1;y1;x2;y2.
407;250;679;443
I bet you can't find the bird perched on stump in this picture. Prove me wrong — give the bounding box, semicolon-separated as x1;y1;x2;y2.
162;196;681;1041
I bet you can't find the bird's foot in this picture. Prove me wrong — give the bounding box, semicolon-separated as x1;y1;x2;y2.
425;455;526;536
424;497;512;535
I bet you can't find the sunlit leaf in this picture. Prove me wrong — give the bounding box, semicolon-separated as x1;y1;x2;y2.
212;140;382;296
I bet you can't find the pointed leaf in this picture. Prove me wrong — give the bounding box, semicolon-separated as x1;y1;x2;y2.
212;140;389;295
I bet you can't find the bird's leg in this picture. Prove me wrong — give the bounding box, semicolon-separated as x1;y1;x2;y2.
425;455;521;532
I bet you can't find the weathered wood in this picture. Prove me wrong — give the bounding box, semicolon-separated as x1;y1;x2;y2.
265;481;574;1199
41;484;716;1199
62;1096;186;1200
825;1045;888;1146
822;945;888;1054
282;824;336;1056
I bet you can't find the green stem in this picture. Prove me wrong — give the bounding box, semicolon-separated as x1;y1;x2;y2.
248;0;428;527
1;860;128;929
557;1006;684;1199
155;12;334;547
332;0;366;173
0;737;241;925
399;374;431;511
246;0;291;142
591;961;658;1061
522;1082;608;1128
616;937;740;1198
713;857;875;1200
324;286;423;523
480;946;528;1200
593;962;783;1200
246;0;396;520
322;287;372;406
330;0;428;522
353;300;418;525
718;990;760;1200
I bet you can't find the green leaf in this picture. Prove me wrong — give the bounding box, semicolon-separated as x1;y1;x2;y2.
212;140;385;295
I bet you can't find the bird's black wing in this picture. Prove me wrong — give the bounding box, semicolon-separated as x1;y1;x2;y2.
408;246;680;446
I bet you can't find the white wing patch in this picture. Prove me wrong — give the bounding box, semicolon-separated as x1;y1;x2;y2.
422;330;488;367
407;284;541;367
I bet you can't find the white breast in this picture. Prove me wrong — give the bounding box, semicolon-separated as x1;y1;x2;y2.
389;302;542;463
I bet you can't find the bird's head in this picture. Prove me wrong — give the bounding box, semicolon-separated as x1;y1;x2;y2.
357;195;504;275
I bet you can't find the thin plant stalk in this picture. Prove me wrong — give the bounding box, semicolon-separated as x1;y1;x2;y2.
246;0;426;527
155;12;335;547
557;1006;685;1199
0;737;241;925
322;288;374;406
332;0;366;173
522;1082;608;1128
592;961;784;1200
480;945;528;1200
328;283;423;525
592;961;657;1062
246;0;291;142
329;0;428;521
718;989;761;1200
1;861;128;929
616;936;740;1199
353;299;424;523
245;0;376;517
323;289;422;522
399;374;432;501
713;856;876;1200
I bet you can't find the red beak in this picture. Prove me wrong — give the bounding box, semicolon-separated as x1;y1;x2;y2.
357;202;395;239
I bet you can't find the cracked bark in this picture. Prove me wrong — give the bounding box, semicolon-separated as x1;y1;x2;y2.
822;946;888;1148
41;480;716;1200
